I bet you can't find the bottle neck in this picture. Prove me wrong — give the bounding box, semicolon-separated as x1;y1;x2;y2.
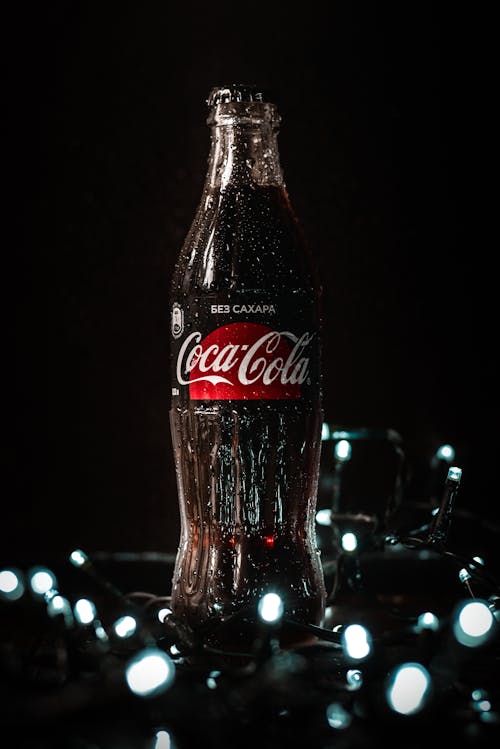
205;101;284;190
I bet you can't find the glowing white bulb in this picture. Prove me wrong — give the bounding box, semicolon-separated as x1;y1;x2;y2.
447;466;462;483
154;730;172;749
346;669;363;689
471;688;488;702
341;532;358;552
342;624;372;660
0;570;20;594
417;612;439;631
386;662;431;715
74;598;97;625
474;700;492;713
321;423;331;441
436;444;455;462
29;568;57;596
69;549;88;567
114;615;137;639
326;701;352;729
334;439;352;462
459;568;472;583
0;569;25;601
125;647;175;697
93;625;107;643
158;607;173;623
316;509;332;527
47;595;72;620
453;600;495;647
258;592;284;623
44;588;58;602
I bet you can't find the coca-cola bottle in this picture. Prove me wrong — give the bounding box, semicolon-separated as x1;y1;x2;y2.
169;84;326;654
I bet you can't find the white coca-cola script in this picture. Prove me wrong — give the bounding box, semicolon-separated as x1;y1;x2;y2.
176;329;313;388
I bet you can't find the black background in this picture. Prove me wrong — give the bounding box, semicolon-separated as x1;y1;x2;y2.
5;3;497;564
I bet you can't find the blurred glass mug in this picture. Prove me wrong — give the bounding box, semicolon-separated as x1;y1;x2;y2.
316;424;408;562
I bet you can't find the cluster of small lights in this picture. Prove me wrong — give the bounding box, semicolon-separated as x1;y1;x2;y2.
1;529;498;742
471;689;491;712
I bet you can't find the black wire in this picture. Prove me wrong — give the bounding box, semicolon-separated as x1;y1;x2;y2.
400;535;500;593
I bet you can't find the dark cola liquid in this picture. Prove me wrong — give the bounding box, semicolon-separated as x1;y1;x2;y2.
170;401;325;652
170;183;326;654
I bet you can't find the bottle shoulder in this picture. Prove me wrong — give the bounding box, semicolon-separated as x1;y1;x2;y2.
171;185;320;296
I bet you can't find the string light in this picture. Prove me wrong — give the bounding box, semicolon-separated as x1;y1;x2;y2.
341;532;358;552
47;595;73;623
436;444;455;462
28;567;57;596
95;624;109;643
326;701;352;729
158;607;173;623
459;567;474;598
316;509;332;527
416;612;439;632
74;598;97;625
321;422;331;441
334;439;352;462
386;663;431;715
206;671;220;690
346;669;363;690
69;549;89;568
452;600;496;648
258;593;284;623
154;730;172;749
472;556;485;567
125;647;175;698
0;568;25;601
341;624;372;660
427;465;462;545
113;615;137;639
0;426;499;744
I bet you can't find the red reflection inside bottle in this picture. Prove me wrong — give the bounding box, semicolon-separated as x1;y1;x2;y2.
264;535;275;549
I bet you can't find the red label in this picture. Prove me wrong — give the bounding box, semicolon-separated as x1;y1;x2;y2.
176;322;314;400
